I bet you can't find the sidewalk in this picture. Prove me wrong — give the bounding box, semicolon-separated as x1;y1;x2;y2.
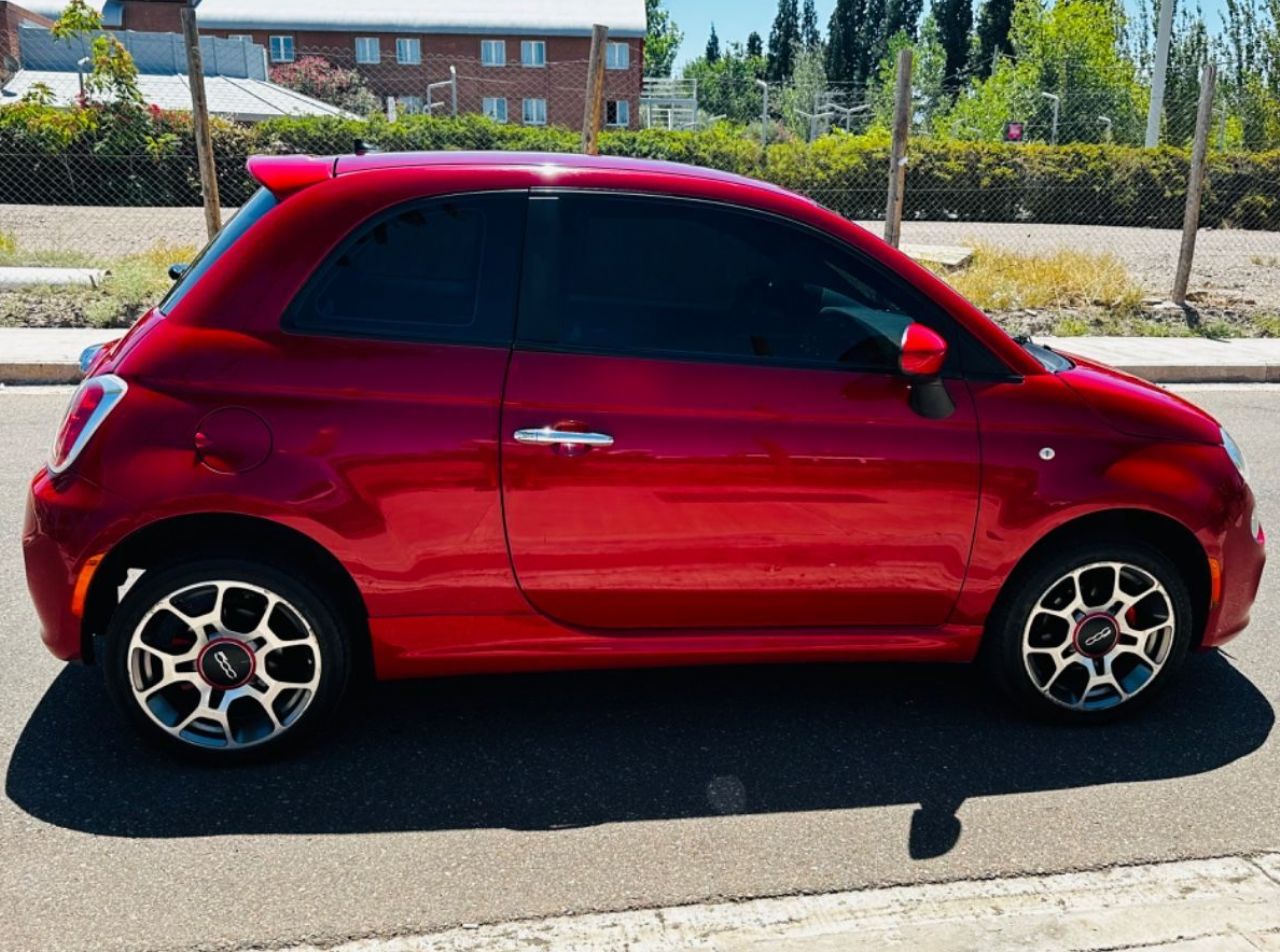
4;328;1280;385
272;852;1280;951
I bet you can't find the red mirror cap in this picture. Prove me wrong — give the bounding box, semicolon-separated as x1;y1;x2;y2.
899;323;948;377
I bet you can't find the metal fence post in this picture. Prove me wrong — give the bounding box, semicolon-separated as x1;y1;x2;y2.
1172;62;1217;305
757;79;769;146
450;64;458;117
581;24;608;155
884;47;912;249
180;2;221;239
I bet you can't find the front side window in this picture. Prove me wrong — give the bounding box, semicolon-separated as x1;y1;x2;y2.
521;39;546;66
285;193;525;345
355;37;380;64
481;39;505;66
483;96;508;122
522;97;547;125
605;99;630;126
396;37;421;65
605;42;629;69
269;35;294;63
519;194;938;374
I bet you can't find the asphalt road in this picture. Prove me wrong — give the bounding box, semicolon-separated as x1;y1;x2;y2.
3;385;1278;952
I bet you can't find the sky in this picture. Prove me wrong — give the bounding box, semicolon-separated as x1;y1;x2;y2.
664;0;1236;70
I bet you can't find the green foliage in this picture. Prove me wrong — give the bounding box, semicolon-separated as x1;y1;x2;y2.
767;0;801;80
269;57;379;117
974;0;1015;78
778;44;829;139
682;44;768;124
645;0;683;77
706;24;721;64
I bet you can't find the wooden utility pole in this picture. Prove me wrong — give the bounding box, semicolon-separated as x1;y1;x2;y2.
883;47;913;249
1172;62;1216;305
181;3;221;238
581;24;608;155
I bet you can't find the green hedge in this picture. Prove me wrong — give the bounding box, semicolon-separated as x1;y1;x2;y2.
2;107;1279;230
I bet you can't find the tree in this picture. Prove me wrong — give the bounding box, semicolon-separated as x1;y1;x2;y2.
974;0;1015;77
644;0;683;77
707;23;721;63
801;0;823;49
934;0;974;92
1163;4;1210;145
825;0;867;83
270;56;379;115
767;0;801;80
682;42;768;123
778;42;829;137
886;0;925;40
747;31;764;58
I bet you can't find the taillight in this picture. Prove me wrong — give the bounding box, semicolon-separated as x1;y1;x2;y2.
49;374;128;474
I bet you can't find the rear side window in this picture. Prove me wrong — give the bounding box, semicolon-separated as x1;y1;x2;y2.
285;192;525;345
160;187;277;315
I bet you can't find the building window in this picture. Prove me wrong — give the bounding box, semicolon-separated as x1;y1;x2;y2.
397;95;424;115
269;35;294;63
481;39;506;66
522;97;547;125
483;97;508;123
605;42;629;70
355;37;380;64
520;40;546;67
396;37;421;65
606;99;630;127
226;33;253;43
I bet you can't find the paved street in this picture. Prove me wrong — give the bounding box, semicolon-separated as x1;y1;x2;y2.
2;384;1279;952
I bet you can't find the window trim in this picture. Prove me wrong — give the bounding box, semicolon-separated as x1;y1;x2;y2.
605;41;629;70
480;38;506;66
395;36;421;65
605;99;630;127
268;34;294;63
482;96;508;123
521;97;547;125
520;39;546;67
281;190;528;348
516;190;1008;378
354;36;381;64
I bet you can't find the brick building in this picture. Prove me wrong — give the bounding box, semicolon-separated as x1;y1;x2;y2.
0;2;52;82
19;0;647;127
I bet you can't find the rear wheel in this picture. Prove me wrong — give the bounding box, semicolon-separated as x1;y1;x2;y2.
983;541;1194;722
104;558;351;762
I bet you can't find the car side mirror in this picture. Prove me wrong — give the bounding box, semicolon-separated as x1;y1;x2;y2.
899;322;947;378
168;263;188;281
898;323;955;420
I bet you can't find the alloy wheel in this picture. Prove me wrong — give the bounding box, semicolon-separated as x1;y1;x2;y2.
1021;561;1176;711
126;580;322;749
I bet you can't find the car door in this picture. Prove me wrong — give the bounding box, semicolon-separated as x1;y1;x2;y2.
499;192;982;631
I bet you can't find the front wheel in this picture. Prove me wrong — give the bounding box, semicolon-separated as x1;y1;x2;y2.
983;541;1194;722
103;558;351;762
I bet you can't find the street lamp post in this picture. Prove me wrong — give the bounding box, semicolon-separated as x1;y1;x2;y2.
1041;92;1060;145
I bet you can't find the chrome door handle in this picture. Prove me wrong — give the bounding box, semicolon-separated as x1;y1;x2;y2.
513;427;614;447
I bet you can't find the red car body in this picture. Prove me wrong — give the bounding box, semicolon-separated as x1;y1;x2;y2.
22;152;1265;683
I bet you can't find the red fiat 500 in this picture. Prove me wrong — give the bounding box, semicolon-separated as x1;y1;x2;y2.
22;152;1265;761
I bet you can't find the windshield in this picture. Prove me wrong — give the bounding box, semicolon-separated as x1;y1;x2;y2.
1018;337;1073;373
158;188;278;315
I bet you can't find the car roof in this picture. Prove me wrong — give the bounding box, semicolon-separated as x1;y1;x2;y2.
332;150;799;197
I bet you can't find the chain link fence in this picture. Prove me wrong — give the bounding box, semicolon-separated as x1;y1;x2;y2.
3;39;1280;316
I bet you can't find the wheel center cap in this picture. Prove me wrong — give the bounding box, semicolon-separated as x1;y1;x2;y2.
1073;614;1119;657
197;638;255;689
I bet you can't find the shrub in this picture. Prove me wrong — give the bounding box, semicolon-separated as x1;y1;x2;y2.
2;103;1279;231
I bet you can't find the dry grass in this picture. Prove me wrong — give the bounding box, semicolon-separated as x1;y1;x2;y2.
0;237;197;328
933;245;1146;316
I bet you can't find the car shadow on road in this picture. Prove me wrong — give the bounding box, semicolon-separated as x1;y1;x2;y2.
6;651;1273;858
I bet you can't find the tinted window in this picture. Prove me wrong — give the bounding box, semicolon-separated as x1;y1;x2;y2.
286;192;525;345
519;193;938;373
160;187;277;315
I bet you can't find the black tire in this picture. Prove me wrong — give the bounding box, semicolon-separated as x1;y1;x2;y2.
981;539;1194;723
103;557;351;763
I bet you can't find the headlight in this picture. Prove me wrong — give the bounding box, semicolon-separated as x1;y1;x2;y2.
1222;426;1248;480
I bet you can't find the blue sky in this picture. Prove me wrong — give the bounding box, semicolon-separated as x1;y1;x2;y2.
665;0;1235;69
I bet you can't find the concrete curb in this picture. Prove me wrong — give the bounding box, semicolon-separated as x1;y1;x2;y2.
267;852;1280;951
